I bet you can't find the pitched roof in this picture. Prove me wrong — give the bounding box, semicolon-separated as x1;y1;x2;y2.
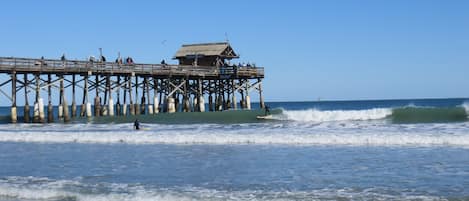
174;42;239;58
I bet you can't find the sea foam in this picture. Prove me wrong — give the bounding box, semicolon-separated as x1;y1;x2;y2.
279;108;392;122
1;123;469;147
0;176;447;201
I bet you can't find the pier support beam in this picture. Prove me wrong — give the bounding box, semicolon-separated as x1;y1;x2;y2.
47;74;53;123
122;76;128;116
58;77;63;120
258;78;265;109
107;75;114;116
146;77;153;114
141;77;147;115
183;79;190;112
135;76;141;115
23;74;30;123
197;79;204;112
60;75;70;122
71;74;77;117
167;97;176;113
232;80;237;110
209;93;213;112
81;72;92;118
153;78;159;114
94;74;101;117
128;74;135;115
11;71;17;123
116;76;121;116
33;74;45;123
245;80;251;110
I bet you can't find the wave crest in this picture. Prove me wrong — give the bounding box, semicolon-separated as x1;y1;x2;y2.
279;108;392;122
463;102;469;115
2;129;469;147
0;176;450;201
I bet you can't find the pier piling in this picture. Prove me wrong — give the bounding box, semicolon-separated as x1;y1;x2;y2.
11;71;17;123
23;74;30;123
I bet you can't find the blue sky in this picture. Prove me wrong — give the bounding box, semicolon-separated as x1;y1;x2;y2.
1;0;469;102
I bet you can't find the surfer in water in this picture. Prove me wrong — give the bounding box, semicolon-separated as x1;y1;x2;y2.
264;105;271;116
134;119;140;130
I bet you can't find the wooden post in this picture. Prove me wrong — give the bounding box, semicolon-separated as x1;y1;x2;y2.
47;74;53;123
135;76;140;115
33;74;44;123
116;76;121;116
258;78;265;109
71;74;77;117
245;80;251;110
198;79;205;112
140;77;148;114
123;76;128;116
146;77;153;114
153;78;159;114
158;80;163;113
129;74;134;115
166;78;176;113
183;78;190;112
217;80;223;111
102;75;110;116
58;75;64;120
23;74;30;123
81;72;91;117
232;79;237;110
107;75;114;116
94;74;101;117
10;71;17;123
60;74;70;122
208;80;213;112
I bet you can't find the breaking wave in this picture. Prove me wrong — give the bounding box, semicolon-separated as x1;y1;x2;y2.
279;108;392;122
278;105;468;124
0;176;451;201
1;123;469;147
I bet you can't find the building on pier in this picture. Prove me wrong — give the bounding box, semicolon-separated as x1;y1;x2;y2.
0;42;265;123
174;42;239;66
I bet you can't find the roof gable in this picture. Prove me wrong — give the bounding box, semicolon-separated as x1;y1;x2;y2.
174;42;239;58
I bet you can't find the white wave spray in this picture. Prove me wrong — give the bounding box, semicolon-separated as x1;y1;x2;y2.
0;176;446;201
463;102;469;116
1;122;469;147
278;108;393;122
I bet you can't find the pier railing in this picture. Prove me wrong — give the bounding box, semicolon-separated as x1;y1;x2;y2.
0;57;264;78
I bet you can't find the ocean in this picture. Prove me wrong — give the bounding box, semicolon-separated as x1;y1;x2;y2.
0;98;469;201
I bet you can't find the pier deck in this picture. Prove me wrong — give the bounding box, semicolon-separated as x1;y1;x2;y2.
0;57;264;79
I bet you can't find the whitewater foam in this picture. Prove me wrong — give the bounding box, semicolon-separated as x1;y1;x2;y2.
0;177;448;201
279;108;392;122
1;123;469;147
463;102;469;115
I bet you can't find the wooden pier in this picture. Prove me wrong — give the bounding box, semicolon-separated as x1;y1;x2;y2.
0;42;265;123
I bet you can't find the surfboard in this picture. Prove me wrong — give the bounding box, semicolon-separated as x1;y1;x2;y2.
256;115;273;120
